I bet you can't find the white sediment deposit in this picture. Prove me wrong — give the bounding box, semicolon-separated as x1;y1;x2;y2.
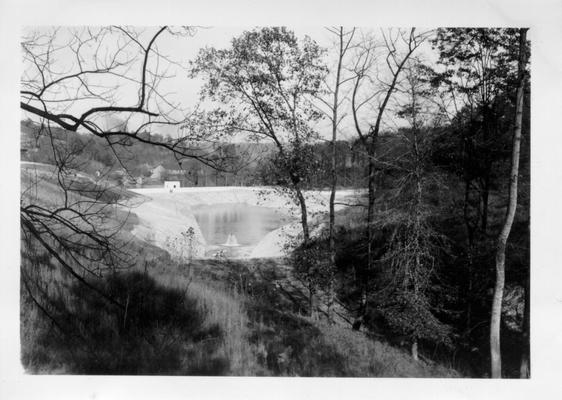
128;186;359;260
127;194;208;259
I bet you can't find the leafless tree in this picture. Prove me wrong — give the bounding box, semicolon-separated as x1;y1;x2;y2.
313;26;357;322
20;26;235;311
379;59;452;359
349;28;431;328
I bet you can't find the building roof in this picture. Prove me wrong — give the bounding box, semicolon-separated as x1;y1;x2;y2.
151;165;166;172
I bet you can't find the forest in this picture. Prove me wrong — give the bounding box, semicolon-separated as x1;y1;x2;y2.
19;26;529;379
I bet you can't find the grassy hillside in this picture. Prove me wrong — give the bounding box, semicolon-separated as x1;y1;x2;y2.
21;245;459;376
20;165;459;376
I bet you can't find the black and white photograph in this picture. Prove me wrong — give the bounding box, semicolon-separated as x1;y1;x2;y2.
1;0;561;399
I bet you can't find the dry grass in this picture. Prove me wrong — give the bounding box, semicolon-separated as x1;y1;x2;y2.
182;258;460;377
316;320;459;377
21;235;459;377
152;268;262;375
20;234;258;375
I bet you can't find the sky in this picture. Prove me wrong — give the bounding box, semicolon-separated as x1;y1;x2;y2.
162;26;336;107
21;26;438;142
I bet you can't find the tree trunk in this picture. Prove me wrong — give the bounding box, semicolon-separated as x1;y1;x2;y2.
412;338;419;361
352;289;367;331
327;27;345;323
490;28;527;379
466;252;473;334
462;174;477;337
481;174;490;234
351;153;376;330
327;137;337;322
294;185;310;244
366;151;376;277
481;104;493;235
309;285;318;320
293;181;315;318
490;242;506;378
351;142;377;330
520;268;530;378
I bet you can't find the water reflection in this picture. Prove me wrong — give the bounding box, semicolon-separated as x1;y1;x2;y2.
192;203;290;247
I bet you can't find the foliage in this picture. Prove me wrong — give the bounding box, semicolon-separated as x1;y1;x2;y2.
432;28;523;101
191;27;327;143
291;239;333;303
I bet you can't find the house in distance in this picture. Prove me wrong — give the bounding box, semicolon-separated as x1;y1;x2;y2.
164;180;180;192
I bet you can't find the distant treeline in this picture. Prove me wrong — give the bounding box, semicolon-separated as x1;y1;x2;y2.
21;119;372;188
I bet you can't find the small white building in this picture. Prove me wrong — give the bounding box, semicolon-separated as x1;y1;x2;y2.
164;181;181;191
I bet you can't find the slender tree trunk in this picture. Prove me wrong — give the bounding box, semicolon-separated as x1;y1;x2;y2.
411;93;423;362
481;104;492;235
355;153;376;328
463;163;477;338
412;338;419;361
366;145;377;278
327;27;345;323
294;185;310;244
293;181;316;318
490;28;527;379
274;137;311;246
481;175;490;234
327;131;337;321
466;253;473;333
308;284;319;320
520;265;530;378
351;138;377;330
490;241;506;378
367;153;376;259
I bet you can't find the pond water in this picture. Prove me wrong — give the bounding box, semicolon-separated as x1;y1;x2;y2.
191;203;291;256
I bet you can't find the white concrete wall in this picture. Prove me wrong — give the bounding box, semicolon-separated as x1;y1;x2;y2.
127;187;362;259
